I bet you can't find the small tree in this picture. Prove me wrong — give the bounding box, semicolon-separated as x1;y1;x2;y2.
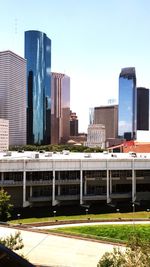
0;189;13;221
0;231;24;251
97;234;150;267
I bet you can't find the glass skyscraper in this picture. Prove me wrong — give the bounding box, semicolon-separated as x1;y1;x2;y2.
137;87;149;131
118;68;136;140
25;30;51;145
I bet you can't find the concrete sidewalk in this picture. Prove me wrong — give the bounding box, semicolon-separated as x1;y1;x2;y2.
0;226;116;267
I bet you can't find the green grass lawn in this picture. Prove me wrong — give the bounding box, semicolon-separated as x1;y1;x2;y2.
48;224;150;244
9;211;150;224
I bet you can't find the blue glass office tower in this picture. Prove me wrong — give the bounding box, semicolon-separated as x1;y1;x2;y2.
25;30;51;145
118;68;136;140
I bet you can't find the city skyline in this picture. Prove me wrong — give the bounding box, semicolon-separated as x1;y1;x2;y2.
1;1;150;132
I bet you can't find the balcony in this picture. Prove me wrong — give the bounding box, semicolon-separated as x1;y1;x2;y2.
83;194;107;201
85;177;105;181
110;192;132;199
56;194;80;201
26;180;53;186
29;196;52;202
56;179;80;185
0;180;23;186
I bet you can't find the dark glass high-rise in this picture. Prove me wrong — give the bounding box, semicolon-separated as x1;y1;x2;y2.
137;87;149;130
25;30;51;145
118;68;136;140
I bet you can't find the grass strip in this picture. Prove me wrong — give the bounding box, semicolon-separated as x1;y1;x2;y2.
9;211;150;224
47;224;150;244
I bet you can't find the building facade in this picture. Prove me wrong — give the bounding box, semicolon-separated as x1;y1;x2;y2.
70;111;78;136
0;50;26;146
137;87;149;130
51;72;70;144
25;30;51;145
85;124;105;148
0;151;150;207
94;105;118;139
0;119;9;151
118;67;136;140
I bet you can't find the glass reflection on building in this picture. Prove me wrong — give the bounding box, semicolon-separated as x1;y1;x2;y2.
25;30;51;145
118;68;136;140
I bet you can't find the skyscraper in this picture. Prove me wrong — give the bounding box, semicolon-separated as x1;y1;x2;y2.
25;30;51;145
137;87;149;130
94;105;118;139
51;72;70;144
70;111;78;136
118;67;136;140
0;50;26;146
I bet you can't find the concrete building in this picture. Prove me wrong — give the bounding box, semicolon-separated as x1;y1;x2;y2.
51;72;70;144
0;151;150;207
94;105;118;139
0;119;9;151
0;51;26;146
25;30;51;145
85;124;105;148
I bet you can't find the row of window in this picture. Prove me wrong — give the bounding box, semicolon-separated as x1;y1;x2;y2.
31;183;150;197
1;170;150;181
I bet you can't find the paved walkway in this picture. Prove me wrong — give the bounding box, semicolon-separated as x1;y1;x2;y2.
0;226;117;267
33;220;150;229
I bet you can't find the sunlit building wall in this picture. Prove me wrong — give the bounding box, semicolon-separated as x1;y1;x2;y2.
25;30;51;145
51;72;70;144
85;124;105;148
94;105;118;139
0;50;26;146
118;67;136;140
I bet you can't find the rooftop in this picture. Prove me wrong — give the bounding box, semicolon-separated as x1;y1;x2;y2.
0;150;149;161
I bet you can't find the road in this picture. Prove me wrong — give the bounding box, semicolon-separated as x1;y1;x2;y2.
0;226;117;267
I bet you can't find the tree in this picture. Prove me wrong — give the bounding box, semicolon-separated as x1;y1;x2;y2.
0;231;24;251
97;234;150;267
0;189;13;221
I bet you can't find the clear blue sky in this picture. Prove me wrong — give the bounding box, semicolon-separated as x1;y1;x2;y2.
1;0;150;132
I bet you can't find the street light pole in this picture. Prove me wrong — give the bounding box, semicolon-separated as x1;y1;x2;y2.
147;209;150;219
85;208;88;216
17;213;21;224
116;208;120;220
132;203;135;231
53;210;56;217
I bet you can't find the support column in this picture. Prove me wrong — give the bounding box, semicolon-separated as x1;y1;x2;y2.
58;172;60;196
106;161;110;203
110;170;112;194
80;160;83;205
1;172;4;189
23;160;26;207
1;172;4;182
52;161;56;206
132;159;136;203
84;177;87;195
30;186;32;197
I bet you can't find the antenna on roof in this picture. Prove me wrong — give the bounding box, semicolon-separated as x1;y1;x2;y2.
13;18;18;53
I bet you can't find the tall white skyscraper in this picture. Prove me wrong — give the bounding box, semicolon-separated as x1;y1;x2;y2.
0;50;26;146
